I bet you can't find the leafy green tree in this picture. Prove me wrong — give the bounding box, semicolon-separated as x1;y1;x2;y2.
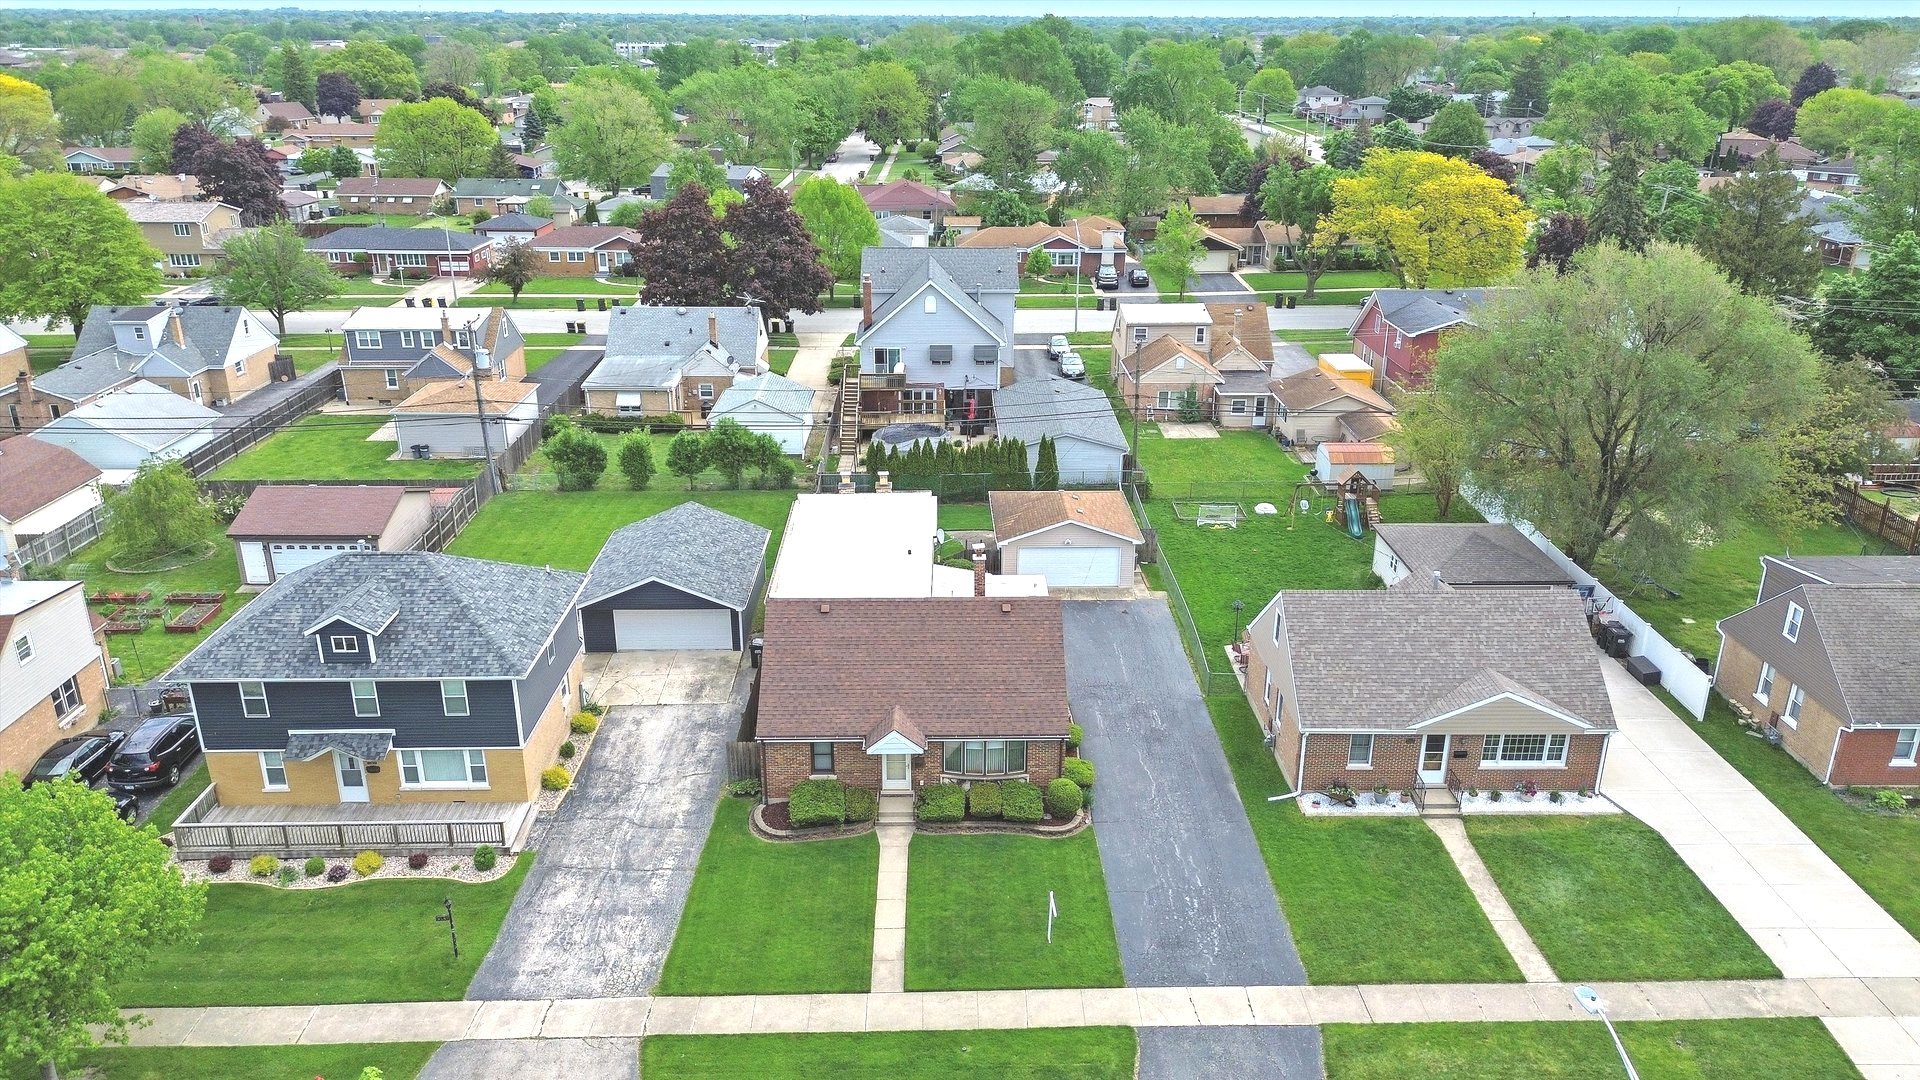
0;778;206;1080
958;76;1059;195
0;73;60;170
1112;110;1216;224
53;74;139;145
325;144;361;180
1422;101;1489;157
1024;247;1051;279
104;460;213;563
608;202;644;228
0;173;162;332
1695;150;1819;299
1387;391;1469;518
1846;110;1920;246
749;431;793;488
1794;87;1897;156
547;428;608;491
702;419;758;488
375;98;499;183
1243;67;1297;121
1519;144;1594;215
1143;203;1204;299
552;80;671;198
1813;231;1920;383
209;222;346;335
1051;128;1125;212
1588;146;1652;254
316;40;420;100
129;107;188;172
855;61;929;149
666;430;709;489
1432;242;1823;578
617;434;655;490
484;239;540;302
1318;149;1531;288
1640;159;1710;244
1033;435;1061;489
1541;56;1715;159
1260;163;1342;296
278;42;316;111
791;176;879;295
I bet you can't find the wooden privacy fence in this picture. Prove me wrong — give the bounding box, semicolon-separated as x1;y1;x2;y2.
15;503;107;567
178;371;343;478
1834;482;1920;553
727;741;762;782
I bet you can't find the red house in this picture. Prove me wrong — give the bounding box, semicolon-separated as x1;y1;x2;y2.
1350;288;1496;388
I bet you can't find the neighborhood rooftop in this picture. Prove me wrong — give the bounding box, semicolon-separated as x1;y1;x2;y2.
225;485;412;539
583;502;771;609
1376;523;1571;588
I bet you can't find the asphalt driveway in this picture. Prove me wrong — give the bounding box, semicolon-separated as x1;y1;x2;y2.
1187;272;1255;299
466;652;747;1000
1062;600;1307;987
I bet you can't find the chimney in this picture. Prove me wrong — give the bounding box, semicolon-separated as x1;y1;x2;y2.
860;274;873;330
707;311;719;346
838;469;854;494
14;369;31;407
440;308;452;341
167;307;185;346
972;543;987;597
875;470;891;493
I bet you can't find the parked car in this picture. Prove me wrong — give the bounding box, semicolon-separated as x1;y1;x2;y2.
825;153;840;163
1048;335;1070;360
106;714;201;791
24;731;128;788
1128;266;1150;288
1095;265;1119;290
1058;350;1086;380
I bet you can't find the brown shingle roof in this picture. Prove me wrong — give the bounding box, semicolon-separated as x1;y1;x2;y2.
990;490;1143;544
958;216;1123;252
856;178;958;213
0;438;100;522
1121;335;1220;382
336;177;446;197
757;598;1070;741
1270;367;1394;415
1206;303;1273;364
394;377;538;412
227;484;408;539
529;226;639;251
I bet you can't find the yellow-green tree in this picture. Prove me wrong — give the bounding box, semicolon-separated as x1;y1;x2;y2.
1316;149;1530;288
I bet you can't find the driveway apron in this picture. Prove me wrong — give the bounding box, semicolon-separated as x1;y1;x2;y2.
466;655;748;1000
1137;1027;1324;1079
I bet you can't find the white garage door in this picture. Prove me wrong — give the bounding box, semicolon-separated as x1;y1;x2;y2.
1017;546;1123;588
613;608;734;650
271;542;370;578
1195;250;1236;273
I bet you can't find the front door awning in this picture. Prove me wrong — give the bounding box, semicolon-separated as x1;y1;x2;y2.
864;706;927;756
285;730;394;763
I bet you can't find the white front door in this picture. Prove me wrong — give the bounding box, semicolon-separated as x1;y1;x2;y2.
335;752;370;802
881;754;911;792
1418;734;1449;786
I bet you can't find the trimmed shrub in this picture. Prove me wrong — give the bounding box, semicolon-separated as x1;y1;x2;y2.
1062;758;1095;789
352;850;384;877
276;867;298;886
541;766;571;791
325;863;351;883
1873;788;1907;812
1046;777;1085;819
249;854;279;877
207;854;233;874
845;786;878;823
916;782;966;823
473;845;498;872
788;778;848;827
559;740;577;760
570;713;600;735
407;852;430;870
725;778;762;798
967;780;1003;820
1001;780;1045;824
304;856;326;877
1067;722;1083;749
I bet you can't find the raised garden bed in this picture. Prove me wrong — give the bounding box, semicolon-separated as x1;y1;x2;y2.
165;591;226;604
102;620;145;634
164;603;222;633
90;589;152;604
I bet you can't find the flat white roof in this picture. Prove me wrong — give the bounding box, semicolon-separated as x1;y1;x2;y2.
0;579;79;616
1119;302;1210;325
770;492;941;598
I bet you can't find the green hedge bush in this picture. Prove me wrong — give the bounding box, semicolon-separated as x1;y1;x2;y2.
789;778;848;827
1067;722;1083;748
916;782;966;823
303;856;325;877
570;713;600;735
1062;757;1095;788
473;845;497;872
352;850;384;877
249;854;279;877
1001;780;1045;823
845;786;878;823
966;780;1003;819
1046;777;1084;819
541;766;571;791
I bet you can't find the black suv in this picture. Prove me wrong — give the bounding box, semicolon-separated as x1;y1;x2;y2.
106;715;201;791
24;731;127;788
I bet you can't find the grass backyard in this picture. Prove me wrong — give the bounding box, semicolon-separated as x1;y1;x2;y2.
26;332;75;373
904;830;1124;991
657;799;878;996
767;346;798;375
146;762;210;830
474;276;635;296
1209;694;1521;983
936;502;993;531
1468;815;1779;982
56;538;249;684
1241;270;1397;293
5;1044;443;1080
118;857;531;1006
1323;1018;1860;1079
641;1029;1138;1080
523;346;570;374
520;431;798;492
1688;691;1920;940
447;489;796;571
209;415;480;483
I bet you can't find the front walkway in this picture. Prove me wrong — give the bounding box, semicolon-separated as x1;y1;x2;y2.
871;816;910;993
1424;818;1557;983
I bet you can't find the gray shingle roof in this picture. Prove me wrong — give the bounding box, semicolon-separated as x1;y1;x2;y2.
1372;289;1493;337
39;305;260;401
1773;556;1920;586
1722;584;1920;729
861;247;1019;301
172;551;585;681
583;502;770;609
993;377;1127;451
866;257;1006;337
472;212;551;232
604;305;761;368
712;372;814;419
1375;524;1572;587
1273;590;1615;731
449;177;579;202
314;580;401;635
305;227;489;253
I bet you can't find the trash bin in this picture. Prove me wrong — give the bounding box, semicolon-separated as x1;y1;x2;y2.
575;298;587;312
1285;295;1297;309
411;444;431;460
597;298;608;311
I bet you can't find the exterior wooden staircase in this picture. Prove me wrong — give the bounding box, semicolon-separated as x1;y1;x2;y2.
1364;496;1382;528
834;372;861;460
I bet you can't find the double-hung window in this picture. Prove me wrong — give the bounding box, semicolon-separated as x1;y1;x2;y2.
398;749;488;788
1755;662;1775;702
1155;390;1181;410
1783;602;1804;642
239;680;269;718
260;751;287;789
400;330;416;348
1229;397;1247;416
1895;728;1919;766
1481;733;1569;765
50;676;82;718
568;250;586;262
1347;733;1374;768
811;742;833;774
455;330;471;347
547;251;562;263
942;740;1027;776
441;679;469;716
1194;325;1207;346
1782;684;1804;728
173;222;192;236
384;369;399;390
354;330;382;350
350;679;379;717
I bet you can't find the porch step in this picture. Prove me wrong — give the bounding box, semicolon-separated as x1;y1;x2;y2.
1419;787;1462;819
876;793;915;825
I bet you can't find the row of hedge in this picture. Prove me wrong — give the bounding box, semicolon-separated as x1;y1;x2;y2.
916;766;1093;825
787;778;879;828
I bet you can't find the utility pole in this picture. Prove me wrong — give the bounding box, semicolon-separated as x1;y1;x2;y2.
472;346;498;495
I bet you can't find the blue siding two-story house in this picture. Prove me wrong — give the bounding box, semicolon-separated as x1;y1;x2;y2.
854;247;1020;431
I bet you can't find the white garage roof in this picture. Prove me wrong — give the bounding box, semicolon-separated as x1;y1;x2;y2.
770;492;940;598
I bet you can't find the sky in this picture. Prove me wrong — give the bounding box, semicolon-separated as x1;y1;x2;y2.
34;0;1920;16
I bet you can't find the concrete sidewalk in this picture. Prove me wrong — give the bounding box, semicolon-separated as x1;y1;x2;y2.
115;977;1920;1048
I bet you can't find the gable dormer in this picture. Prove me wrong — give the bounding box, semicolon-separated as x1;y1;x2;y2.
303;579;399;665
110;307;170;354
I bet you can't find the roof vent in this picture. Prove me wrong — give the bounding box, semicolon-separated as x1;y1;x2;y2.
1000;603;1012;614
818;602;831;614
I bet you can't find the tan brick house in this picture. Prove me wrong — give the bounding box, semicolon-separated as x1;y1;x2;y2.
335;177;449;216
957;217;1128;278
1;580;112;781
529;226;639;276
1243;589;1615;799
1714;556;1920;788
122;200;244;276
336;307;525;406
756;597;1071;802
281;122;379;150
584;306;766;421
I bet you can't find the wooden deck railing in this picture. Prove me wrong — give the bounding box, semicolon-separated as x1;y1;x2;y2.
167;786;509;855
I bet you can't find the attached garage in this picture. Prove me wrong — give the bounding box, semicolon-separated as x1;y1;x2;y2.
990;489;1144;594
579;502;771;653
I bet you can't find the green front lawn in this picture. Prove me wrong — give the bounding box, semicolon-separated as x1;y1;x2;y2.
905;830;1124;991
1241;270;1397;292
1324;1019;1859;1079
146;763;210;831
282;347;337;374
1593;514;1887;659
474;276;636;296
522;332;591;347
1468;815;1778;981
767;346;798;375
657;799;878;996
1210;694;1521;983
118;857;531;1006
9;1044;442;1080
642;1029;1137;1080
936;503;993;531
1689;692;1920;939
209;416;480;483
447;489;797;571
56;538;249;684
523;346;571;374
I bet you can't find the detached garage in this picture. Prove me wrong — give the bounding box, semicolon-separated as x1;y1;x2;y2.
580;502;771;652
990;489;1143;592
227;484;434;586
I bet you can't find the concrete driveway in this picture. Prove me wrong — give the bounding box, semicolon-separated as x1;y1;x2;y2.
466;652;748;1000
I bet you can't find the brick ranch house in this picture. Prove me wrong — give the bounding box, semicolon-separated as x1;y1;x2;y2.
1244;589;1616;797
956;217;1127;278
1714;555;1920;788
755;597;1071;802
306;227;493;279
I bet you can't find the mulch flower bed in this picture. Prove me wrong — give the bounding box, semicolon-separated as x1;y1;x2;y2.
913;810;1088;837
537;720;600;813
750;800;874;842
177;850;518;889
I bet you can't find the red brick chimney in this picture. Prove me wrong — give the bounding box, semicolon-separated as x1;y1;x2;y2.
860;274;873;330
707;310;719;346
167;307;185;346
972;543;987;597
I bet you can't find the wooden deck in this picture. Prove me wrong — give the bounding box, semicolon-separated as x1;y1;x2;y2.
172;786;535;856
202;800;527;825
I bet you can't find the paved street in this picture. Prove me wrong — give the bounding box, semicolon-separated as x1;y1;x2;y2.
819;131;881;183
